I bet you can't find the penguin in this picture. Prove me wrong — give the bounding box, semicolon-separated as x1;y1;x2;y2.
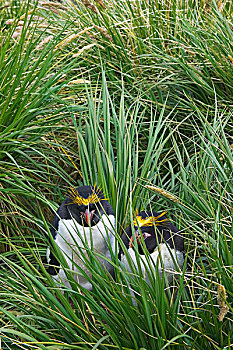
46;185;115;290
118;211;184;284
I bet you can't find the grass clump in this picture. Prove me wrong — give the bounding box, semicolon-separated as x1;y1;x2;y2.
34;0;233;115
1;84;232;349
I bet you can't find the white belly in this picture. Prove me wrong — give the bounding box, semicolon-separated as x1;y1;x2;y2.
121;243;184;284
47;214;115;289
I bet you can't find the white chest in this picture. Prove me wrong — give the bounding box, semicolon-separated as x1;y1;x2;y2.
48;214;115;289
121;243;184;283
55;214;115;256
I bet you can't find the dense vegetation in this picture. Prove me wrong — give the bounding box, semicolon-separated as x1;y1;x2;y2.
0;0;232;349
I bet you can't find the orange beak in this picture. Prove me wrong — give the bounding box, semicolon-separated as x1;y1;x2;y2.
85;209;94;226
129;235;134;248
129;231;139;248
86;211;90;226
129;230;151;248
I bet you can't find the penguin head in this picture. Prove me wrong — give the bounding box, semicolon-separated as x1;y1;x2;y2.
67;185;107;227
125;211;169;254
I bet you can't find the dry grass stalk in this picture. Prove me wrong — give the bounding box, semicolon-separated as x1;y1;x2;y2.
81;0;98;14
39;1;67;11
145;185;181;203
6;19;24;26
36;35;53;50
95;0;106;9
12;28;23;39
217;1;224;12
217;284;229;322
1;2;11;9
72;43;96;57
6;19;25;40
17;20;25;26
94;25;113;41
53;27;94;51
228;55;233;66
68;79;91;84
8;15;45;40
86;31;96;40
20;10;35;20
57;143;83;179
6;19;14;25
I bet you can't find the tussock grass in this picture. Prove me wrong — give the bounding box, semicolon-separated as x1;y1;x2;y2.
1;83;232;349
33;0;233;115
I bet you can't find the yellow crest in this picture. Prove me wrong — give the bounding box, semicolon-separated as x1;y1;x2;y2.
68;185;105;205
133;211;168;227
